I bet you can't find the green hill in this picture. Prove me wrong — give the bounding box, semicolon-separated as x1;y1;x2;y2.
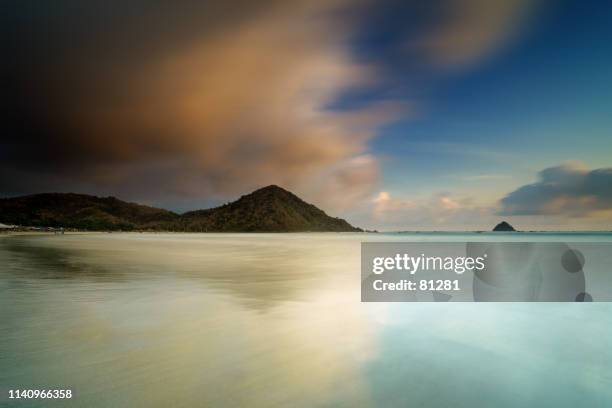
0;193;179;230
178;185;360;232
0;186;361;232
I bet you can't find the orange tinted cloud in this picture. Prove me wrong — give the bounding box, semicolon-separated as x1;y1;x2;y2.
2;0;536;213
412;0;536;68
372;191;493;230
3;0;398;209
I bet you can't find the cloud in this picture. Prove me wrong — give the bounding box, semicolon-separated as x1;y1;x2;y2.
371;191;492;229
1;0;401;210
499;162;612;216
1;0;538;212
412;0;536;68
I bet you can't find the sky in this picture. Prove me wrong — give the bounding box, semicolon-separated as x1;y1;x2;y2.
2;0;612;230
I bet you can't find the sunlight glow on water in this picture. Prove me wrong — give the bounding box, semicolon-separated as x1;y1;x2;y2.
1;233;611;407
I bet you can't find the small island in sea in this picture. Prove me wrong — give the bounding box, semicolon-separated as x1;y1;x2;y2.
492;221;516;231
0;185;361;233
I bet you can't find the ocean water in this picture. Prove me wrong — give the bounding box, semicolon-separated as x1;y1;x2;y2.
1;232;611;407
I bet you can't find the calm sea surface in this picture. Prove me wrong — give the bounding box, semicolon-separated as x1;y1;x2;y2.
1;232;611;407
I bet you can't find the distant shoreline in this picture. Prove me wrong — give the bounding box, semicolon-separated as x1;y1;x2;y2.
2;230;611;238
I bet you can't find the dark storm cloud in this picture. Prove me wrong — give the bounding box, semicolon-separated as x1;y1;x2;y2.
1;0;535;210
2;0;394;208
499;163;612;216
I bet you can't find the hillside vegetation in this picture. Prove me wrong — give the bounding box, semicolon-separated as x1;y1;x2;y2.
0;186;361;232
